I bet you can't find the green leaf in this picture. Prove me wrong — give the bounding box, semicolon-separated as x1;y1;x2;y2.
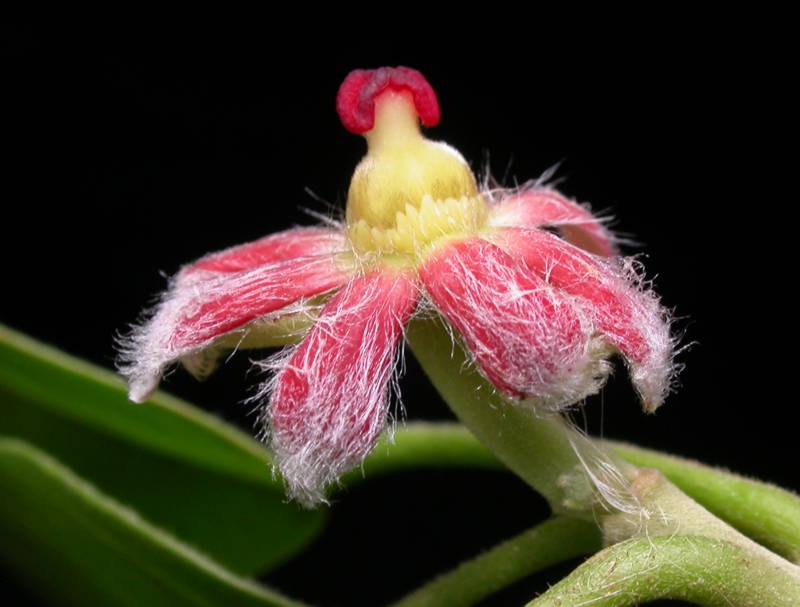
0;437;302;607
0;325;323;575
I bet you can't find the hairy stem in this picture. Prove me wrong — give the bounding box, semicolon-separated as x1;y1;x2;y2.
526;535;800;607
600;468;800;573
605;440;800;563
390;517;601;607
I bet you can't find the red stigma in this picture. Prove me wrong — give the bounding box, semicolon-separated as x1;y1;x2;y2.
336;66;441;135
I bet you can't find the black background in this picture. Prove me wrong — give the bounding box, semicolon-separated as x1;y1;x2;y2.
1;24;794;607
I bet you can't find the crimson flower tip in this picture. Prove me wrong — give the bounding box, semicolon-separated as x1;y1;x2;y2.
336;66;440;135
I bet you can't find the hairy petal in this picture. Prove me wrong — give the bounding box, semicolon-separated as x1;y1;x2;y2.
489;186;617;257
420;238;609;408
179;226;346;279
498;227;675;411
263;271;418;506
171;228;348;381
179;310;318;383
118;251;350;403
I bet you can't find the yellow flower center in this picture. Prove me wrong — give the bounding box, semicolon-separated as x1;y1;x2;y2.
346;91;487;262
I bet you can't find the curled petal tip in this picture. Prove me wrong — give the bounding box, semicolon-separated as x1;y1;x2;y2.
127;377;157;404
495;226;677;413
642;401;660;415
632;357;672;414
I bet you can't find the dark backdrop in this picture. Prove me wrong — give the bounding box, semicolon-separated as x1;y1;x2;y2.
1;25;793;607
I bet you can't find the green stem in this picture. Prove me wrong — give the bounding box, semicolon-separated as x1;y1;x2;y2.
359;422;501;478
599;468;800;575
390;517;601;607
360;424;800;564
365;426;800;605
405;318;604;515
526;535;800;607
396;317;800;603
605;440;800;563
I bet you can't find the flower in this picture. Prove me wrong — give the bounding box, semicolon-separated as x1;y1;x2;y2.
118;66;675;506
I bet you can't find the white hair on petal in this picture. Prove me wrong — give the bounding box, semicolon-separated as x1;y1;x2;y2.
116;252;345;403
178;299;325;382
495;227;680;412
614;256;682;409
254;273;416;507
299;187;347;229
486;182;620;246
422;241;612;411
476;155;564;194
477;160;613;222
564;249;679;411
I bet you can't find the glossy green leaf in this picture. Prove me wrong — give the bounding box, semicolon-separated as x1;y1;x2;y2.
0;438;302;607
0;325;323;575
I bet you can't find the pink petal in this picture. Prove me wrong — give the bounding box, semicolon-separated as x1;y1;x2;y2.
180;227;345;278
420;238;609;408
119;232;350;403
498;227;674;411
489;187;617;257
264;271;418;506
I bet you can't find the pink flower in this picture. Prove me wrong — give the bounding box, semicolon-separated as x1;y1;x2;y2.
119;67;675;506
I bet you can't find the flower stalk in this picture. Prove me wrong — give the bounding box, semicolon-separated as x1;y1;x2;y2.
406;316;620;516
